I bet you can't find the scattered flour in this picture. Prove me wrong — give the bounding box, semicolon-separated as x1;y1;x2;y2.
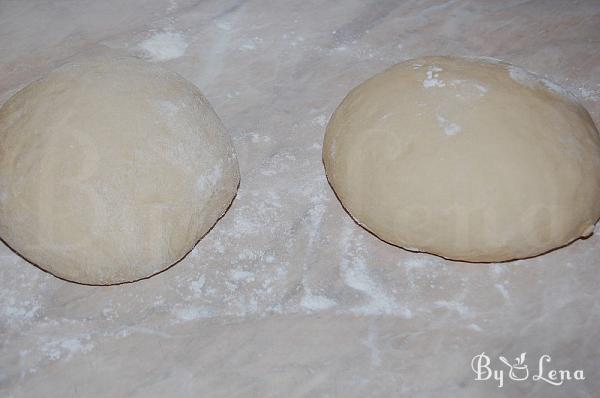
260;151;296;176
215;21;232;31
167;0;178;12
42;335;94;361
301;288;337;311
174;306;214;322
312;114;328;127
306;203;328;248
474;83;488;93
1;296;39;323
491;263;506;275
340;225;412;318
495;283;510;300
508;65;576;100
449;79;488;95
578;86;599;101
402;256;431;271
189;274;206;294
436;115;461;136
139;31;188;62
240;42;256;50
196;164;223;195
246;132;272;144
434;300;473;318
468;323;483;332
363;323;382;367
423;66;445;88
158;100;179;116
230;269;256;282
239;37;262;51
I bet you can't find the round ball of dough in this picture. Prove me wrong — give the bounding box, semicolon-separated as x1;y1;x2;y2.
0;56;240;284
323;56;600;262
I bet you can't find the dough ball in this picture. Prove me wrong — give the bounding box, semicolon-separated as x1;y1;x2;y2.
323;56;600;262
0;56;239;284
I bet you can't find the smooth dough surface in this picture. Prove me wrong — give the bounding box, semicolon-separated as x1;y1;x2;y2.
323;56;600;262
0;56;240;284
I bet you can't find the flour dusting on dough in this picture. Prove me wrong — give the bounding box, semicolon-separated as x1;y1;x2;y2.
436;115;461;136
158;100;179;116
423;66;445;88
196;164;223;195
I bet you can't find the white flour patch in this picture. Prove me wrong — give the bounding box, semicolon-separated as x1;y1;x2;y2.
423;66;445;88
434;300;473;318
468;323;483;332
239;37;262;51
246;132;271;144
340;225;412;318
189;274;206;294
495;283;510;300
508;65;575;100
328;139;337;160
307;202;327;244
139;31;188;62
230;269;255;282
114;326;173;339
42;335;94;361
260;151;296;176
491;263;506;275
287;34;305;47
470;56;504;65
158;100;179;116
402;256;431;271
436;115;461;136
1;296;40;323
167;0;178;12
174;306;214;322
364;323;382;367
578;86;599;101
475;83;488;93
312;114;328;127
240;42;256;50
508;65;534;87
196;164;222;195
238;248;260;261
215;21;232;31
102;303;118;320
305;175;329;247
449;79;488;95
539;78;575;99
301;288;336;311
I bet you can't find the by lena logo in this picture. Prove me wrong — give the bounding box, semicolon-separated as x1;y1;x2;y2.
471;352;585;388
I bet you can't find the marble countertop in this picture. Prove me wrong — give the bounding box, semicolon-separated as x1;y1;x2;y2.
1;1;599;397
